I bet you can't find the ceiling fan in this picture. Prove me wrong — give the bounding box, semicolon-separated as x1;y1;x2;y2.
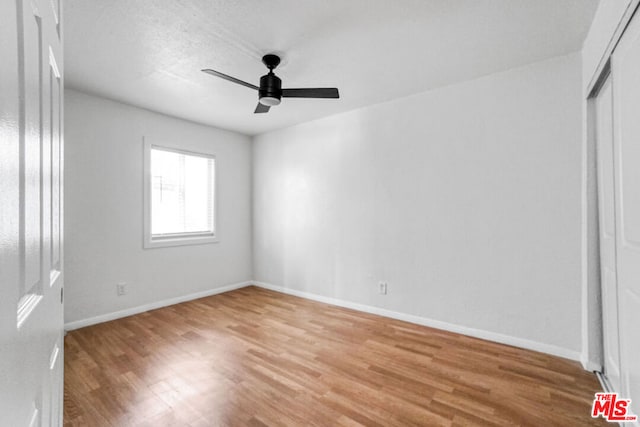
202;54;340;114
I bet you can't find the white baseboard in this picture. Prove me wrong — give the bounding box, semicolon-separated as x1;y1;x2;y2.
64;281;252;331
253;281;582;362
65;279;582;362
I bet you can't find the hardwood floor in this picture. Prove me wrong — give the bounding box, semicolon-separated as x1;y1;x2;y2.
64;286;605;426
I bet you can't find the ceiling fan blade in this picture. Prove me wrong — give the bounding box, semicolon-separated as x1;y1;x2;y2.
254;103;270;114
202;69;258;90
282;88;339;98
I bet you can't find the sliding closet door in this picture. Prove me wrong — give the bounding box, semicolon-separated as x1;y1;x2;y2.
594;76;622;394
611;7;640;419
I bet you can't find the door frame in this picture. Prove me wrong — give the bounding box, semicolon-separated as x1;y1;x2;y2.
582;0;639;375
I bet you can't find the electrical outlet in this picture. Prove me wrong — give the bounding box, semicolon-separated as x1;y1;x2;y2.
379;281;387;295
117;282;127;296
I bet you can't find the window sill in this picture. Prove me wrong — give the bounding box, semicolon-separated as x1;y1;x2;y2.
144;234;219;249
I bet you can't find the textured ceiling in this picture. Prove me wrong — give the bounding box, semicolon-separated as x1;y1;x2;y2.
64;0;598;136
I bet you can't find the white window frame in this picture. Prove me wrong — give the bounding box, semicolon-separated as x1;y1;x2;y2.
143;139;218;249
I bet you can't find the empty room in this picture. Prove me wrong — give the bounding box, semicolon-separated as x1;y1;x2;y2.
2;0;640;425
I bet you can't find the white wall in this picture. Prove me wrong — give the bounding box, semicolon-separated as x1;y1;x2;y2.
64;89;252;324
253;53;583;358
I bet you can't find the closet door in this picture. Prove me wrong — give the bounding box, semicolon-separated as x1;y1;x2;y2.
594;77;622;394
611;7;640;420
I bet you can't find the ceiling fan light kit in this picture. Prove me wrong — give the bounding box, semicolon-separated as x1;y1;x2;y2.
259;96;281;106
202;54;339;114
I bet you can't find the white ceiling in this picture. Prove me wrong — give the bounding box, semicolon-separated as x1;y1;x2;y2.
64;0;598;136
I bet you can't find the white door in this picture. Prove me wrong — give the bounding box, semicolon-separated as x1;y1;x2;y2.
611;8;640;421
594;76;622;394
0;0;64;425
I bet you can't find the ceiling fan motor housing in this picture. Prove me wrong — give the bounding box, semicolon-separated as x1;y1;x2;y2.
202;53;339;112
259;72;282;106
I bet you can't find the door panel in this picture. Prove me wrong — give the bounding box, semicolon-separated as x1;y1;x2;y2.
0;0;64;425
612;8;640;421
594;77;622;393
22;0;44;307
50;49;62;278
49;339;63;423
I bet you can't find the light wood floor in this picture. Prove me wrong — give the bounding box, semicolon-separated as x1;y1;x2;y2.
64;286;605;426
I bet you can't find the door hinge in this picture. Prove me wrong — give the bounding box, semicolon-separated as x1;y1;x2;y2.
60;287;64;304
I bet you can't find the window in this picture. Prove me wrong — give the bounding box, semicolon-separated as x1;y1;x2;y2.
144;141;216;248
